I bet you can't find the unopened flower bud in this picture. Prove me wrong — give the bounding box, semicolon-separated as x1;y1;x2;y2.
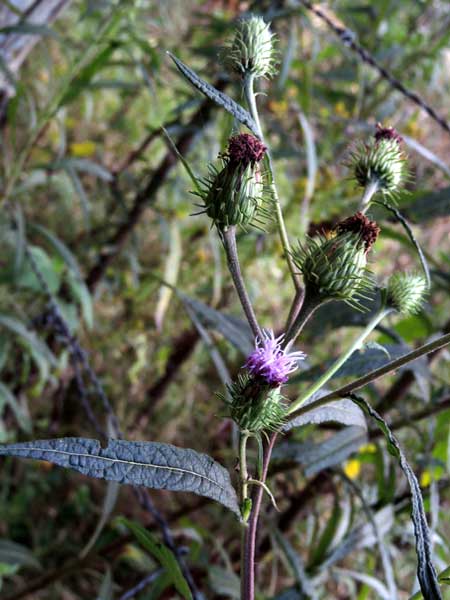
350;124;407;197
195;133;267;229
223;15;278;79
293;213;379;308
386;272;427;315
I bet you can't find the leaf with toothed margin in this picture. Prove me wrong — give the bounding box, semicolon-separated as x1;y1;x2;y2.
167;52;259;135
0;438;240;516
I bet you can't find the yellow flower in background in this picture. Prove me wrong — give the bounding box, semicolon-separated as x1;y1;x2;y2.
334;101;350;118
343;459;361;479
420;470;432;488
359;443;377;454
70;141;97;158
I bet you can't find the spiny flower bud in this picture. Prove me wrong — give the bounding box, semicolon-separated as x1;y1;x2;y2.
223;15;278;79
195;134;268;229
226;373;286;433
350;124;407;197
293;213;380;308
386;272;427;315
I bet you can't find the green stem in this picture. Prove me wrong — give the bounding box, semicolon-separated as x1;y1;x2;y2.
239;431;250;599
359;180;379;213
315;331;450;406
221;226;262;339
239;432;250;504
243;74;301;293
287;307;392;415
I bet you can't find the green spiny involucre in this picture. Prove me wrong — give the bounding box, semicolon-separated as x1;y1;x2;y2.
350;124;407;197
223;15;278;79
386;272;428;315
195;133;268;230
293;212;380;309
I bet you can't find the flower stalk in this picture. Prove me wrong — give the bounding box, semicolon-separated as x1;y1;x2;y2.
221;226;262;339
243;73;302;293
287;306;394;415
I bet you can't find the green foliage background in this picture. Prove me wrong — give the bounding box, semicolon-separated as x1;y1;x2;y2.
0;0;449;598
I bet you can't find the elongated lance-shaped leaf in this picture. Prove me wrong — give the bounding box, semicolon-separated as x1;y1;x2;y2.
167;52;259;136
0;438;240;516
348;394;442;600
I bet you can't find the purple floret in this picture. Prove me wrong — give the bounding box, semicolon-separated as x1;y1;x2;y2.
245;330;305;385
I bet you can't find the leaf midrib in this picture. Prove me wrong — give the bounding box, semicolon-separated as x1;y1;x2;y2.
6;446;229;494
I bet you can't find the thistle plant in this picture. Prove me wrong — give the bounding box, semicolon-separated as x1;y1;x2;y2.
1;11;449;600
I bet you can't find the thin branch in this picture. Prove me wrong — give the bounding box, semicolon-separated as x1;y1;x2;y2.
221;226;262;339
299;0;450;136
289;333;450;421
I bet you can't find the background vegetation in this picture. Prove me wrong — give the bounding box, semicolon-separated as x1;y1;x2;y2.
0;0;449;598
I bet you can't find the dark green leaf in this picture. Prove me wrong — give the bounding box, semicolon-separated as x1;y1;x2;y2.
349;394;442;600
120;518;192;600
0;24;60;38
167;53;259;135
403;187;450;223
308;493;341;569
0;539;41;570
0;438;240;516
180;294;253;355
274;426;367;476
272;529;317;599
284;392;367;431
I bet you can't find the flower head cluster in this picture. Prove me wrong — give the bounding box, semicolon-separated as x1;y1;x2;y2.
195;133;268;229
223;15;278;79
350;124;407;198
245;330;305;386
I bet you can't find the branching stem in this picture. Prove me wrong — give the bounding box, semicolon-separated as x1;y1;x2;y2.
221;226;262;339
284;293;327;347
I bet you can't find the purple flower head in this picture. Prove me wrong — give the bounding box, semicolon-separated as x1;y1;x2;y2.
245;330;306;386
